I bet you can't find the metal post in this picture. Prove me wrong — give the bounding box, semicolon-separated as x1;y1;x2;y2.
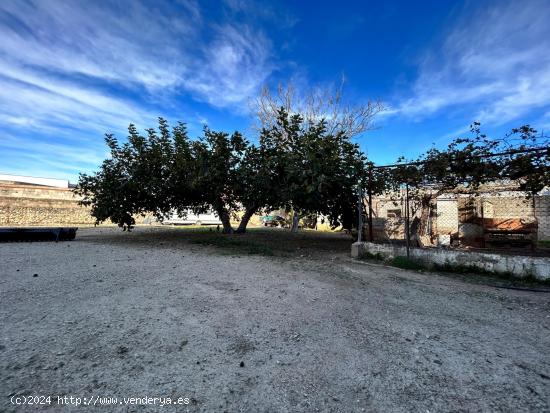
480;161;485;249
405;183;410;259
357;185;363;243
529;192;539;251
368;166;374;242
480;197;485;248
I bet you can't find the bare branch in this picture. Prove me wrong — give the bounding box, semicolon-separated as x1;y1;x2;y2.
249;78;385;138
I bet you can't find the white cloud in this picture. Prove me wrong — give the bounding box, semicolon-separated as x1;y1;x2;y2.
0;0;274;105
0;132;106;181
0;61;156;135
0;1;192;89
395;0;550;125
0;0;277;179
184;24;273;107
0;133;104;168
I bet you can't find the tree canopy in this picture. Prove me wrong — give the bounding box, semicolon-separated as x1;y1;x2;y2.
258;108;367;229
77;115;548;238
76;110;367;233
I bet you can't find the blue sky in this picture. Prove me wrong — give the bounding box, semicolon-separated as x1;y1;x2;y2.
1;0;549;182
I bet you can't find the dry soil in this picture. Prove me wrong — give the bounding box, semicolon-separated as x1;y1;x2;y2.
1;227;549;412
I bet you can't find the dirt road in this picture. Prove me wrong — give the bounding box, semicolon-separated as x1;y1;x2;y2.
1;227;549;412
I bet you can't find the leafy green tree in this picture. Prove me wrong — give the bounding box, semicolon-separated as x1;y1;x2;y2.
77;112;371;236
77;118;275;234
76;119;181;230
259;108;367;231
233;144;278;232
194;128;250;233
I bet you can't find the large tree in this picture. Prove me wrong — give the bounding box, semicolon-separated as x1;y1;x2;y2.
76;119;264;233
192;128;263;233
259;108;367;231
77;112;371;235
251;80;382;230
76;119;180;229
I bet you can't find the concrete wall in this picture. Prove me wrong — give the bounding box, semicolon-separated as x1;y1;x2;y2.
435;198;458;234
351;241;550;281
536;195;550;241
371;196;417;240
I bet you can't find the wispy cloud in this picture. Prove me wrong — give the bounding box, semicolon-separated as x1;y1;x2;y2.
394;0;550;126
0;60;156;135
0;0;274;105
0;132;106;181
0;1;192;89
0;0;277;179
183;24;273;108
0;0;275;141
1;133;104;168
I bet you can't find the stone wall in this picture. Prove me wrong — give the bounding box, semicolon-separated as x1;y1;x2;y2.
0;183;149;226
0;184;95;226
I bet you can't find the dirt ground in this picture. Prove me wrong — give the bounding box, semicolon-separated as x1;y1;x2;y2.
1;227;550;412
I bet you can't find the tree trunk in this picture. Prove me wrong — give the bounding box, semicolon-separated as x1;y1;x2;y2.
341;205;355;238
214;203;233;234
291;212;300;232
235;205;258;234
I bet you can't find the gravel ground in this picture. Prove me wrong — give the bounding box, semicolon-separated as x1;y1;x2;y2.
1;227;550;412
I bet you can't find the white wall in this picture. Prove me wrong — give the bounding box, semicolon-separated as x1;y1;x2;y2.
0;174;68;189
351;241;550;280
